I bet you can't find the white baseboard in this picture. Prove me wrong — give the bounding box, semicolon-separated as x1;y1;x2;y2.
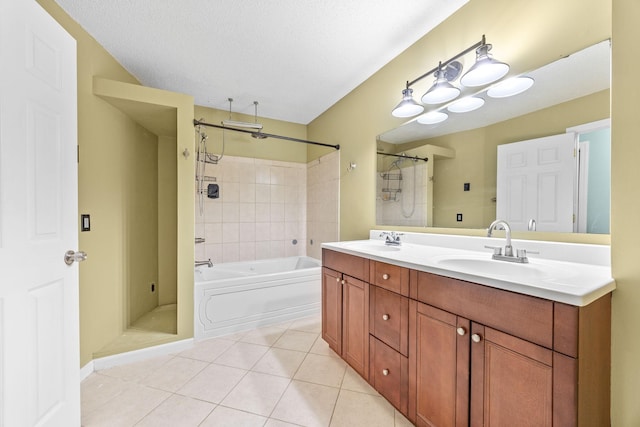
80;338;194;378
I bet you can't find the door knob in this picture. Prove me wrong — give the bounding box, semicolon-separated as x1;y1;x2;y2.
64;250;87;265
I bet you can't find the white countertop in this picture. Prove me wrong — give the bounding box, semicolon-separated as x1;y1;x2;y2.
322;232;615;306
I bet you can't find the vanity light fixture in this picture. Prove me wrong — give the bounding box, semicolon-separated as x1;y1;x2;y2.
421;62;462;104
487;76;535;98
460;42;510;87
447;96;485;113
417;110;448;124
392;35;508;119
391;88;425;117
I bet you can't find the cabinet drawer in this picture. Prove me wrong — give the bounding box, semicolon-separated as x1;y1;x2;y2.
369;336;408;415
323;249;369;282
370;261;409;296
370;286;409;356
413;271;554;349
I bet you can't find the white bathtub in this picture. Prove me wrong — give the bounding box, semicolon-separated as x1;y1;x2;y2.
194;256;321;340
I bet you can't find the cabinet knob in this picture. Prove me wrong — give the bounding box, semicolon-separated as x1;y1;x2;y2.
471;333;482;343
382;369;389;376
382;273;390;280
382;314;390;321
341;279;345;285
456;327;466;336
336;277;340;282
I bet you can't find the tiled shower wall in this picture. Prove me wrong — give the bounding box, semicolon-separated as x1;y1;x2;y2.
194;151;340;264
306;150;340;260
195;156;307;263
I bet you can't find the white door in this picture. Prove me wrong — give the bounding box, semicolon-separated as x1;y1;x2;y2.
496;133;575;232
0;0;80;426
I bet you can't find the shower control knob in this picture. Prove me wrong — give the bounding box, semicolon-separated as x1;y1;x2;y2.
64;250;87;266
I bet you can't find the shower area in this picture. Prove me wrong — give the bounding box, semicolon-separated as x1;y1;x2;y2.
377;153;429;226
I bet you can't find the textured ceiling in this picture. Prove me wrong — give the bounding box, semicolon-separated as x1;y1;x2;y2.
52;0;468;124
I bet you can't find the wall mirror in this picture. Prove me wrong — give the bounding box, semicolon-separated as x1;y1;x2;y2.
376;40;611;234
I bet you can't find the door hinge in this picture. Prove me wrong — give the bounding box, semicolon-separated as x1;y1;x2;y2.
77;145;80;163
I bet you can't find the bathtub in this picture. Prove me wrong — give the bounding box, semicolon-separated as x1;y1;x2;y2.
194;256;321;340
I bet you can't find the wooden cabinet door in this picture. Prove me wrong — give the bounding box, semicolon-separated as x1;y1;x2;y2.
409;301;470;427
342;275;369;379
470;324;553;427
322;267;342;354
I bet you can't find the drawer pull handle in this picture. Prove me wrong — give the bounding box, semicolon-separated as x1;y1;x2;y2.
336;277;340;282
382;273;389;280
341;280;345;285
456;327;466;336
382;314;390;321
382;369;389;376
471;333;482;343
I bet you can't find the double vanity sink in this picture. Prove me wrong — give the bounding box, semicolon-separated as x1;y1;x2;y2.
327;231;615;306
321;229;614;425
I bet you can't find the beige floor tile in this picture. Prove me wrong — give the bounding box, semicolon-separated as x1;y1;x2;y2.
395;409;414;427
270;380;340;427
81;382;170;427
81;373;133;415
214;341;270;369
240;325;287;346
177;363;247;403
294;353;347;388
135;394;215;426
264;419;301;427
179;337;235;362
139;356;207;392
309;336;336;356
251;347;307;378
200;405;268;426
288;315;322;333
341;366;379;395
96;354;174;383
273;329;319;352
330;389;395;427
221;371;291;416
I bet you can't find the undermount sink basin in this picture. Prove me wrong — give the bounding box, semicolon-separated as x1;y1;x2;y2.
342;241;401;252
434;256;565;280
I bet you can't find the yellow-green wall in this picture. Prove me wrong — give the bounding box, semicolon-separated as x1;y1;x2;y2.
611;0;640;424
158;136;177;306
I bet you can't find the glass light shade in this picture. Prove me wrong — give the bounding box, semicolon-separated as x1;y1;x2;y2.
447;96;485;113
417;111;448;125
460;44;509;87
392;88;424;118
487;76;534;98
421;78;461;104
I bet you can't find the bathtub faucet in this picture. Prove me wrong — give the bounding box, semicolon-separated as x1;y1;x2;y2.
195;259;213;268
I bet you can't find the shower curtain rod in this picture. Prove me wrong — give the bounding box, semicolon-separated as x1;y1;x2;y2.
193;119;340;150
377;151;428;162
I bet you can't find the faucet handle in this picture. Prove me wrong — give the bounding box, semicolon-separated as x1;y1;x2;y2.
516;248;539;258
484;245;502;256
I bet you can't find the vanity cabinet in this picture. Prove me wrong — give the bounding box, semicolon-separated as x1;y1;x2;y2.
322;250;370;379
322;249;611;426
410;271;611;427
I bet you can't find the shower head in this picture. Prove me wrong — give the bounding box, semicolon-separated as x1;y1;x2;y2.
251;132;267;139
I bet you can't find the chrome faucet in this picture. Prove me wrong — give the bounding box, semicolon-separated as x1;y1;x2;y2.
487;219;513;256
195;258;213;268
380;231;402;246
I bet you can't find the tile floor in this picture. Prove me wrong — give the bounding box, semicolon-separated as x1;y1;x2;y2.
81;314;414;427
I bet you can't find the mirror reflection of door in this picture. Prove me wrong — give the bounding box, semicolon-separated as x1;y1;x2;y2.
497;119;611;233
497;134;575;232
